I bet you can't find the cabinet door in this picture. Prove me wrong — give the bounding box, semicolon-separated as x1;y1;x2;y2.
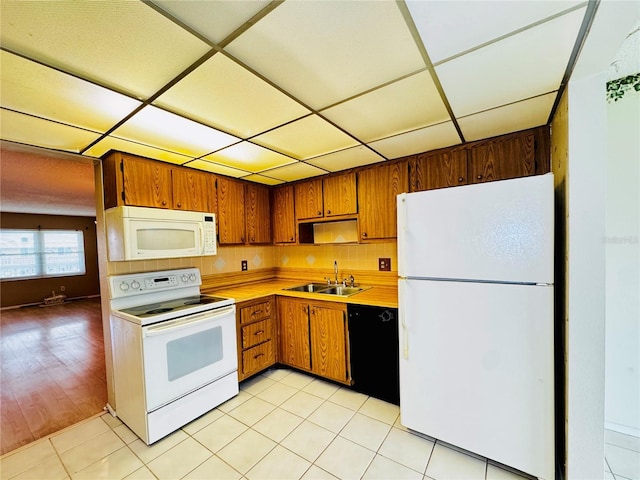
357;161;408;241
171;168;213;212
412;149;468;191
273;185;296;243
122;155;172;208
310;304;348;382
323;172;357;216
277;298;311;370
469;132;535;184
217;177;246;244
246;184;271;244
294;179;323;220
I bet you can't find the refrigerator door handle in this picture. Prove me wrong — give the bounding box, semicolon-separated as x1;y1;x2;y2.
399;280;409;360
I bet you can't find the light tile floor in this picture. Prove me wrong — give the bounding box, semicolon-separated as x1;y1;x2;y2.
605;428;640;480
2;367;637;480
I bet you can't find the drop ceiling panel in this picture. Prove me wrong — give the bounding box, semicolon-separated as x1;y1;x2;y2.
322;71;450;143
201;142;295;173
457;93;556;141
252;115;359;160
369;122;462;159
305;146;386;172
1;110;101;153
184;160;250;179
261;162;327;182
226;0;425;110
82;137;193;165
407;0;585;63
154;54;310;138
240;174;285;186
151;0;271;44
1;51;141;133
436;7;585;118
112;106;239;158
0;1;210;99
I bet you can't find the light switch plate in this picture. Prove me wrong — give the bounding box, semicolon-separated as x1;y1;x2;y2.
241;260;248;271
379;258;391;271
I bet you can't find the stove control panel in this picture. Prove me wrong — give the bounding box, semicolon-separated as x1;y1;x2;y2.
109;268;202;299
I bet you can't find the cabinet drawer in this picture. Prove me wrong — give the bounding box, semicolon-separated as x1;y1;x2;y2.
241;319;272;349
240;301;271;324
242;341;274;376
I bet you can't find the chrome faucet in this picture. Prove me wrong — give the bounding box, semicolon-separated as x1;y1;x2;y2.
334;260;338;285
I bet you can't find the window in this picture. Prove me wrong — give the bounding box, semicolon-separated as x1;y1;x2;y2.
0;229;86;280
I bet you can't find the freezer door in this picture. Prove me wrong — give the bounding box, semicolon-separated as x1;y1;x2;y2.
398;278;555;480
397;173;554;284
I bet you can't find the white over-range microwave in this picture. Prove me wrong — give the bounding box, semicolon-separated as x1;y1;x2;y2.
105;206;217;261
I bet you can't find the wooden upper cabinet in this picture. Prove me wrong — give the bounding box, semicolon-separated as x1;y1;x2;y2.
121;154;173;209
217;177;246;244
171;168;214;212
411;149;468;192
323;172;357;216
357;161;408;241
273;185;296;244
294;178;323;220
469;132;535;184
245;183;271;244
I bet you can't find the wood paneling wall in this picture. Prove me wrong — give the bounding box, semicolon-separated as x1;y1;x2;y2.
0;213;100;308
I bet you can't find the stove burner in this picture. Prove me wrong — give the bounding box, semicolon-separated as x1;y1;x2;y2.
146;308;173;314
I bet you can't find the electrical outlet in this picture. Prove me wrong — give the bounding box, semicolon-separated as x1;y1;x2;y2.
241;260;248;271
378;258;391;271
60;286;66;292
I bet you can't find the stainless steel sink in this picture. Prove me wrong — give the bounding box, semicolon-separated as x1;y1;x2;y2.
318;286;364;296
284;283;331;293
283;283;366;297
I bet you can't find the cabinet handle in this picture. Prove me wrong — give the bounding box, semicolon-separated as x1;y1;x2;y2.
327;210;331;214
251;310;263;317
177;202;181;208
290;237;294;241
477;175;483;180
251;237;255;242
317;211;322;215
458;177;464;182
254;330;264;335
253;353;265;359
161;200;167;206
362;232;368;238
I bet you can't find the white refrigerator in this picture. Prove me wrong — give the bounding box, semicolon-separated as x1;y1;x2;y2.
397;173;555;480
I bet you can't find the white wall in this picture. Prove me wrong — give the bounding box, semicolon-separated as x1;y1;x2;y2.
605;89;640;436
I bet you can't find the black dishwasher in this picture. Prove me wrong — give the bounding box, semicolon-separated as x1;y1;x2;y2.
347;305;399;405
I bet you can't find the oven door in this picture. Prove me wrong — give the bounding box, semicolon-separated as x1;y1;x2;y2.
142;305;237;411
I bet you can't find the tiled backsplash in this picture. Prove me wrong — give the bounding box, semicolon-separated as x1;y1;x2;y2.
107;242;397;277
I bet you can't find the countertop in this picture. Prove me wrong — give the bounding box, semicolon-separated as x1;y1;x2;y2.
203;279;398;308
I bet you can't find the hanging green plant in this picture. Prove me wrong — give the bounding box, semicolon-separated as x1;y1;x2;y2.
606;73;640;102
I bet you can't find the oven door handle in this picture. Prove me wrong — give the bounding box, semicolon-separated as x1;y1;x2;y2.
143;305;235;337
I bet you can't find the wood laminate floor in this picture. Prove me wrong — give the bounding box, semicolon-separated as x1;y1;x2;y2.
0;297;106;455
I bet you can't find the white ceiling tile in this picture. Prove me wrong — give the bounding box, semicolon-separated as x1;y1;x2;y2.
184;160;249;178
252;115;358;160
1;109;101;153
457;93;556;141
240;174;285;186
407;0;585;63
322;70;450;143
112;106;239;158
1;51;141;133
436;7;586;117
369;122;462;159
82;137;193;164
151;0;271;44
305;146;386;172
0;1;210;99
201;142;295;173
154;54;309;138
226;0;425;109
260;162;327;182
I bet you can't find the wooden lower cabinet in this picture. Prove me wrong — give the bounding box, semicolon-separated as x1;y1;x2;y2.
236;297;276;381
276;297;350;384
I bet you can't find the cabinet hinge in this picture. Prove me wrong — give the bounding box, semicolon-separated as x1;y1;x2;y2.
119;161;124;172
121;191;125;201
